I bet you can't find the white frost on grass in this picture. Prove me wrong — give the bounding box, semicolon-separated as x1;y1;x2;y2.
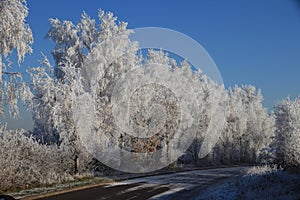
195;180;238;200
195;165;300;200
238;165;300;200
9;177;112;199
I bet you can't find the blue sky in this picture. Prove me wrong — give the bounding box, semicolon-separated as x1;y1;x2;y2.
2;0;300;129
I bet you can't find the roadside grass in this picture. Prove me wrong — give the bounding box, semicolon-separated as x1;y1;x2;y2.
7;176;113;200
237;165;300;200
196;165;300;200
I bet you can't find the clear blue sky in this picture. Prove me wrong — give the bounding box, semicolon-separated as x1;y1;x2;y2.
2;0;300;129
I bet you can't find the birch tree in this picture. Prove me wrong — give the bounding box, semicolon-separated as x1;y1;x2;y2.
274;97;300;167
0;0;33;116
30;10;134;173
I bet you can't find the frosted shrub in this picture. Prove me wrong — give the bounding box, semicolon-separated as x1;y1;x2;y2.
0;126;73;190
245;165;279;176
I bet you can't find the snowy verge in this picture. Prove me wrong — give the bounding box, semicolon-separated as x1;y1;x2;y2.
196;165;300;200
238;165;300;200
8;177;113;200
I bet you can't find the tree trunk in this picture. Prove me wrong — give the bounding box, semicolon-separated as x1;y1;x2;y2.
74;154;79;174
0;55;3;115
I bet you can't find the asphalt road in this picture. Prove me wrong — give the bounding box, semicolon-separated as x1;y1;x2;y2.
34;167;247;200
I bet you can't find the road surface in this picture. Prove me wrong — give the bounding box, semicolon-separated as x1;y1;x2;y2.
34;167;247;200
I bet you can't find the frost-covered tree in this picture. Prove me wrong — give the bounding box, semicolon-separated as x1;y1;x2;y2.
0;0;33;115
215;85;274;164
241;86;274;162
186;74;227;165
28;55;92;174
34;9;131;134
29;10;134;173
217;85;247;163
273;97;300;167
46;10;128;79
28;56;67;144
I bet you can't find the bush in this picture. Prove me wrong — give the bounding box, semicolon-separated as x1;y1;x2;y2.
0;126;74;191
